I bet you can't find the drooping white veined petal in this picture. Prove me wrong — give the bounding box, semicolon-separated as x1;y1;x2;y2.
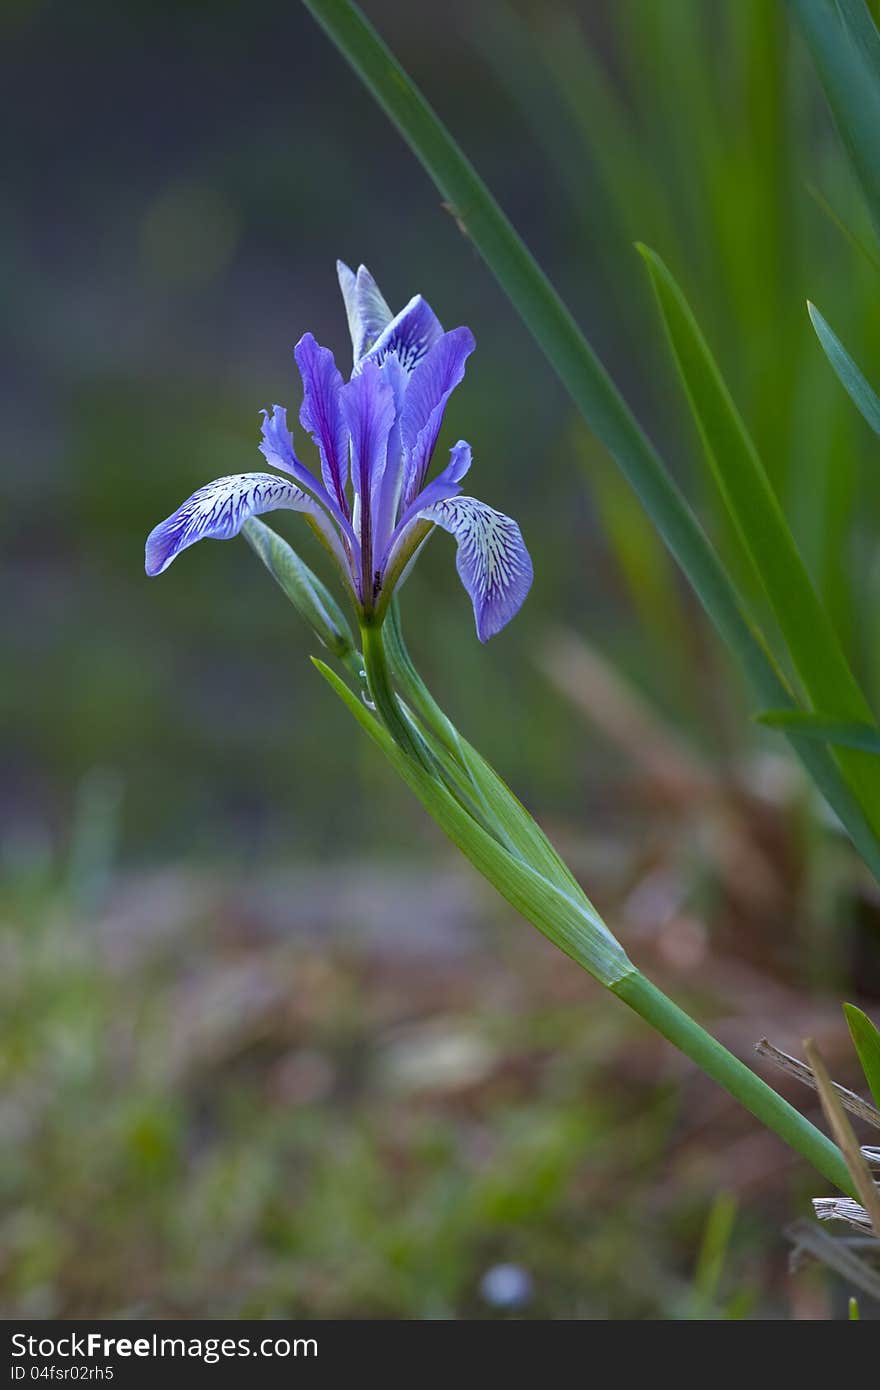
415;495;533;642
145;472;349;578
337;261;394;365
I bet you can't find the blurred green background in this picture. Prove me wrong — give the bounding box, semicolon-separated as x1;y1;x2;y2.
3;0;880;1318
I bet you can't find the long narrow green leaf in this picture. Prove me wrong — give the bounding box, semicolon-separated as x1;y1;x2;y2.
788;0;880;237
638;245;880;823
757;709;880;752
844;1002;880;1108
301;0;880;878
242;518;352;642
636;248;862;715
808;302;880;436
313;658;634;987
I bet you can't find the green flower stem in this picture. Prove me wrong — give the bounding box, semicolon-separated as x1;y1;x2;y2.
371;617;855;1194
301;0;880;881
360;619;426;764
612;971;857;1197
362;619;505;833
320;646;858;1199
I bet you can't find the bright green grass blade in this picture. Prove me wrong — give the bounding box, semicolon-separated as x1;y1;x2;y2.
843;1002;880;1107
300;0;880;877
313;657;634;987
757;709;880;752
638;244;880;823
808;302;880;435
788;0;880;238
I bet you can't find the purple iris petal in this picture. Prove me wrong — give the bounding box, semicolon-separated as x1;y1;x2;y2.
399;327;475;508
393;440;472;538
416;495;533;642
337;261;393;364
294;333;349;513
370;351;411;562
144;472;336;577
148;261;532;639
340;359;396;599
258;404;320;489
360;293;444;375
259;404;356;546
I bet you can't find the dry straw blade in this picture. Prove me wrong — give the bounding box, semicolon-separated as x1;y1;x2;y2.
804;1039;880;1237
756;1038;880;1130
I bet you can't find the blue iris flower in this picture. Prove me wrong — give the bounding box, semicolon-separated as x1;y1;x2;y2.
146;262;533;640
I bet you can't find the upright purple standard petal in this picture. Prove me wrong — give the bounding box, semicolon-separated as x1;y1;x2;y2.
145;473;338;577
337;261;393;364
360;294;444;374
294;333;349;513
399;327;475;507
416;495;533;641
369;351;411;562
340;359;396;601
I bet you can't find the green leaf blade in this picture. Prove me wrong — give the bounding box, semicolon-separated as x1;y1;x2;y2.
242;517;357;662
808;302;880;437
637;246;864;715
844;1002;880;1108
757;710;880;753
312;657;634;988
638;244;880;828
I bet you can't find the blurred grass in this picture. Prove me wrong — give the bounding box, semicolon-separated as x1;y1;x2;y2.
0;835;855;1320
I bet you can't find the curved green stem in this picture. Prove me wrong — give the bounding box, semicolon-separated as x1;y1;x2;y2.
360;620;425;763
613;972;857;1198
362;618;508;830
383;615;856;1194
302;0;880;881
318;652;858;1200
